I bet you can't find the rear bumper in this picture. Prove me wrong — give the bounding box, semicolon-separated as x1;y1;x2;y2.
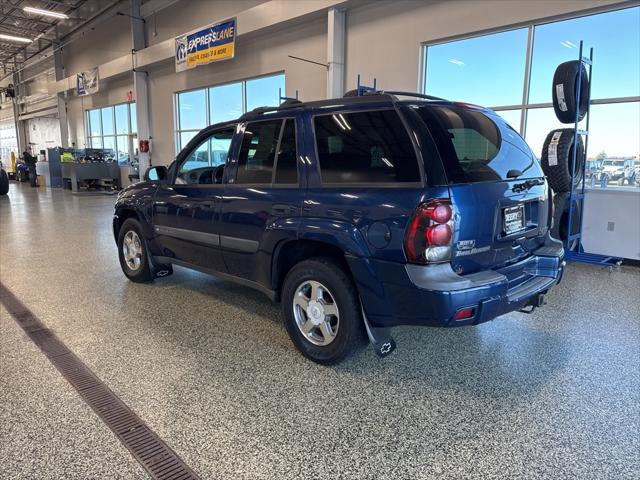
353;234;564;328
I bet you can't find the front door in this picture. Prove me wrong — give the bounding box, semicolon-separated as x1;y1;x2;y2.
218;117;304;282
152;126;235;272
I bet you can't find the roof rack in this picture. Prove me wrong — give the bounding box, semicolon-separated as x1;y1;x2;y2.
239;101;302;120
378;90;447;102
238;88;448;121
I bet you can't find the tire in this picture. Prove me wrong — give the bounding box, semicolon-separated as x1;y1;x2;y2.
600;175;609;188
117;218;153;283
281;257;366;365
551;192;581;250
541;129;584;193
0;169;8;195
552;60;590;124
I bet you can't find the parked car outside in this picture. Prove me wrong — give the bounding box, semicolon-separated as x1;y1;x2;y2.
113;92;564;364
600;158;637;186
585;159;603;187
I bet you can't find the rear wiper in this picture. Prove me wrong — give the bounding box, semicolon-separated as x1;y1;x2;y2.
512;178;544;193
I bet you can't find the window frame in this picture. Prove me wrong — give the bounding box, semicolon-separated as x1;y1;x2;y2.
420;5;640;138
231;116;300;188
172;124;238;187
310;107;425;188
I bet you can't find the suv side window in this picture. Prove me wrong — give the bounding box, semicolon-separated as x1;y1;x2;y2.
236;120;282;184
176;127;234;185
313;109;420;184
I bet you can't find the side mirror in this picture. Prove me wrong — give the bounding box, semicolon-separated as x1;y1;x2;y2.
145;166;167;183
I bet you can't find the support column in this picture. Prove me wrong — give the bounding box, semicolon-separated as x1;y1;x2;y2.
53;43;69;148
12;72;27;154
131;0;151;176
327;7;345;98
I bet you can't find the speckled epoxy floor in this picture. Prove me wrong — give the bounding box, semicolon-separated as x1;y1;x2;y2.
1;182;639;480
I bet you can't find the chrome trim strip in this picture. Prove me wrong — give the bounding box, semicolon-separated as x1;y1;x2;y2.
154;225;220;246
220;235;259;253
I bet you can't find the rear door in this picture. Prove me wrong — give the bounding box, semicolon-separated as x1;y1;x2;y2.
414;105;549;274
218;117;303;282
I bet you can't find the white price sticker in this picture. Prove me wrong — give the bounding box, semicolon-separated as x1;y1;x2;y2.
548;131;563;166
555;84;568;112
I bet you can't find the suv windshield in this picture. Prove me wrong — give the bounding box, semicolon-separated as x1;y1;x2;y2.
414;105;538;184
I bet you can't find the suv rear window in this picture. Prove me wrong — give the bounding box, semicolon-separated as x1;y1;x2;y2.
314;109;420;184
416;106;535;183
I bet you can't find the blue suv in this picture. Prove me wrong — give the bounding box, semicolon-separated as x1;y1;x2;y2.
113;92;564;364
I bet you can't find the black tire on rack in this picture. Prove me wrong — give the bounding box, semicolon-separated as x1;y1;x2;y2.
552;60;590;124
551;192;581;251
541;128;584;193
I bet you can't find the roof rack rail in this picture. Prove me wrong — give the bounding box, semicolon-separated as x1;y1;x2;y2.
239;100;303;120
280;98;302;107
379;90;447;101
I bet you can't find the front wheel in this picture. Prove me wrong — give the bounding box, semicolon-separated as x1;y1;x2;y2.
281;257;366;365
117;218;153;283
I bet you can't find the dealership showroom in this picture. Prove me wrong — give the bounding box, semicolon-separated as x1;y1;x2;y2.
1;0;640;479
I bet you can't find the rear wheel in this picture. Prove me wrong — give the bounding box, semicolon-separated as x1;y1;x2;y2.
117;218;153;282
281;257;365;365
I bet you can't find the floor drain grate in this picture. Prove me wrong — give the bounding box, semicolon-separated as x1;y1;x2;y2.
0;283;200;480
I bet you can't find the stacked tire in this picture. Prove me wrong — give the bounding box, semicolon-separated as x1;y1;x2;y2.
542;60;590;247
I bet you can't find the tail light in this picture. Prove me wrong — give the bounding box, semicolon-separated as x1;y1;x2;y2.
404;199;454;264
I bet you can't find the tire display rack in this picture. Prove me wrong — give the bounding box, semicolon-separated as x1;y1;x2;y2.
562;41;622;266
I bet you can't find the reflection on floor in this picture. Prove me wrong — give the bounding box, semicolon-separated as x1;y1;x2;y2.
1;183;639;479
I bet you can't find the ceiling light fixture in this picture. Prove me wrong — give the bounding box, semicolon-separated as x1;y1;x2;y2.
0;33;33;43
23;6;69;19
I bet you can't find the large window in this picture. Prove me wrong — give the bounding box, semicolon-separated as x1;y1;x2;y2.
175;73;284;153
422;6;640;189
86;103;137;166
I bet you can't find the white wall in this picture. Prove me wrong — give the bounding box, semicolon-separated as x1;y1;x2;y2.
583;188;640;260
146;0;267;46
61;15;132;75
26;117;61;156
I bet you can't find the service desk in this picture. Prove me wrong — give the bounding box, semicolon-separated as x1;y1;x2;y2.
61;162;120;192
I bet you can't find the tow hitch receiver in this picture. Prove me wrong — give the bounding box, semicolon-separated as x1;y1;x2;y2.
361;305;396;358
519;292;547;314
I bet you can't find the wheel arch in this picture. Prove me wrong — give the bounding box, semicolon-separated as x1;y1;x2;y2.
271;239;355;300
113;206;142;242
